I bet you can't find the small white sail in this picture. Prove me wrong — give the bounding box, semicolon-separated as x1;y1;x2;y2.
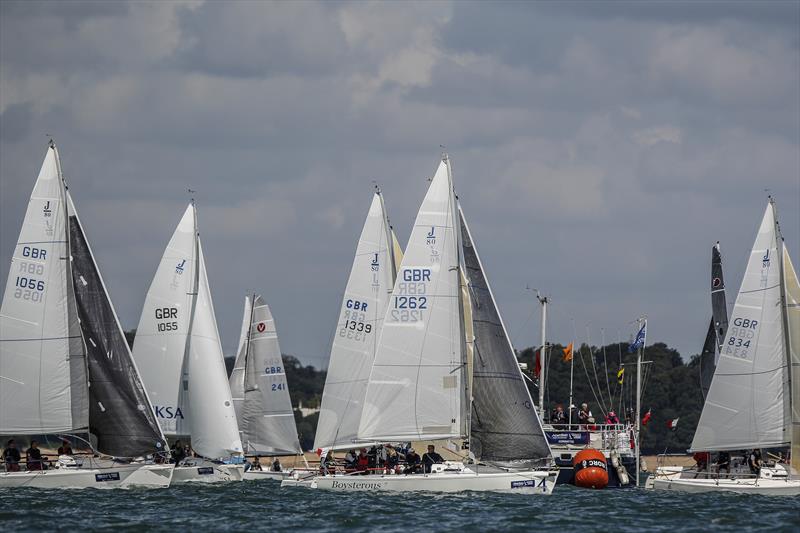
782;245;800;475
0;144;88;434
237;296;301;455
314;193;397;451
132;205;196;436
186;242;242;458
358;157;465;442
229;295;252;425
691;202;787;451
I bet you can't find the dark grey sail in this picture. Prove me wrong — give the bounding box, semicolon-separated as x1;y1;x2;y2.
459;207;550;466
711;242;728;352
68;206;167;458
699;318;716;399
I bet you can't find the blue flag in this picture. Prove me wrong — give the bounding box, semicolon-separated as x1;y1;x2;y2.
628;322;646;353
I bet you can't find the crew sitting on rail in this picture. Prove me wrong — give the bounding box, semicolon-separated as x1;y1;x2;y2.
271;458;282;472
249;456;263;471
551;404;567;425
26;440;45;471
57;438;73;456
385;444;400;474
344;449;357;471
422;445;444;473
404;448;421;475
2;439;21;472
605;410;620;425
356;448;369;474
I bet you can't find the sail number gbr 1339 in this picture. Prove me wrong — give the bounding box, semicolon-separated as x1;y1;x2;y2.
13;246;48;302
339;299;373;342
391;268;429;323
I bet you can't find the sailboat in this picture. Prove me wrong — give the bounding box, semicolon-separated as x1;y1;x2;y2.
229;294;306;480
0;142;173;488
306;155;557;493
698;242;729;399
649;199;800;495
132;202;244;483
313;190;399;455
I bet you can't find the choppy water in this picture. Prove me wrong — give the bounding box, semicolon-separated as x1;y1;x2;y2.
1;479;798;532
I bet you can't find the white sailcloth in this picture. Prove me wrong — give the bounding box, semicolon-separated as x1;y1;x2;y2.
691;202;788;451
0;145;88;434
229;295;252;424
236;296;301;455
314;192;397;450
132;205;196;436
782;245;800;475
358;158;466;442
186;242;242;458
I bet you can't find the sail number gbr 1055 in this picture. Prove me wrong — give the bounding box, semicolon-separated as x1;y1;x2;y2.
391;268;430;322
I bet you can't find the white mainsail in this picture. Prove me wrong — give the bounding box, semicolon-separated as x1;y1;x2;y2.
233;296;302;455
132;205;196;436
0;144;88;434
782;244;800;476
691;201;789;451
186;242;242;458
229;295;252;424
314;192;397;450
358;157;466;442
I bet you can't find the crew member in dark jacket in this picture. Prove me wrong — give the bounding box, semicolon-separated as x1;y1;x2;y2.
26;440;45;470
2;439;21;472
422;445;444;473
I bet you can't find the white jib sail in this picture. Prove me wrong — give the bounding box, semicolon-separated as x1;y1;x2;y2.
229;295;252;428
132;204;196;436
187;241;242;459
358;157;465;442
239;296;302;455
0;144;88;434
691;201;788;451
782;245;800;476
314;192;396;451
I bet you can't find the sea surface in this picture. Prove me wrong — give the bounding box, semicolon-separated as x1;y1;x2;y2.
1;478;798;532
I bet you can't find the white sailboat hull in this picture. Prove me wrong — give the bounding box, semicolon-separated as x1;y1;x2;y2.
647;466;800;495
171;462;244;484
0;463;173;489
298;468;557;494
243;469;292;481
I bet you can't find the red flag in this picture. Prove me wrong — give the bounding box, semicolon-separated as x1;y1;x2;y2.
534;349;541;379
641;409;652;426
666;417;680;431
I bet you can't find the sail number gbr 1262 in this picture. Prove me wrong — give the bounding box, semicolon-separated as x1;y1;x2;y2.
391;268;429;322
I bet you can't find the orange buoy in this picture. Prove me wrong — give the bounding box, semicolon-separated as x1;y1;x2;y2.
573;448;609;489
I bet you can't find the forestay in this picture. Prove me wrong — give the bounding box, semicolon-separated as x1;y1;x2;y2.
359;157;467;442
315;192;396;451
186;242;242;459
0;145;87;434
67;193;167;457
459;206;551;465
691;202;788;451
235;296;301;455
132;205;196;436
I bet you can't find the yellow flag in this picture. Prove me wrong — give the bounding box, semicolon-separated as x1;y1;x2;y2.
617;367;625;385
562;342;573;362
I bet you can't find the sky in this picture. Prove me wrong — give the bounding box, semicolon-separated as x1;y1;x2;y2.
1;0;798;368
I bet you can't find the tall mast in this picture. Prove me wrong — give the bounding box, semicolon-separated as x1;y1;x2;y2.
181;198;201;425
537;294;548;413
635;316;646;487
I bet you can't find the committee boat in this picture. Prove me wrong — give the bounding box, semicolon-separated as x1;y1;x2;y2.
294;155;558;493
0;142;173;489
132;202;243;483
648;199;799;495
229;294;306;481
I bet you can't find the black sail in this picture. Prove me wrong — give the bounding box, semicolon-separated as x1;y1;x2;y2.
460;208;550;466
711;243;729;351
69;214;167;457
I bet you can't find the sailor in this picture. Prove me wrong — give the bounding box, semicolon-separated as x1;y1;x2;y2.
550;404;567;425
171;440;187;464
385;444;399;474
57;439;73;456
2;439;21;472
578;403;592;426
320;450;333;475
271;458;282;472
344;449;357;471
717;451;730;475
403;448;421;475
422;445;444;473
605;410;620;425
25;440;45;471
356;448;369;474
747;449;762;477
367;445;378;470
252;456;264;471
692;451;710;478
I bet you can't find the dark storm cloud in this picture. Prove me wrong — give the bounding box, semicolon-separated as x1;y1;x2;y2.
1;0;798;366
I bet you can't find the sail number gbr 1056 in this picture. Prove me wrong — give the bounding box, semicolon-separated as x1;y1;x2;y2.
391;268;430;322
339;299;373;342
